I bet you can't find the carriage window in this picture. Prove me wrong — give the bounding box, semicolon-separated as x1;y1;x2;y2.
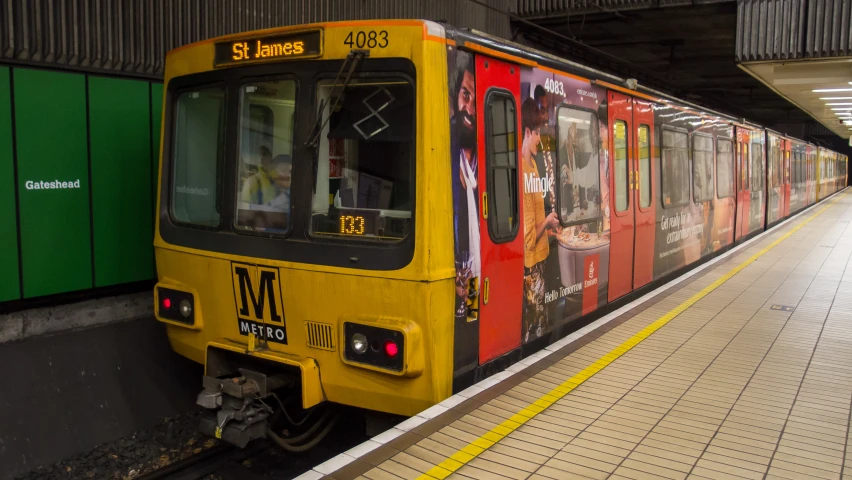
716;138;734;199
557;107;601;225
486;93;518;240
693;133;714;203
662;127;689;207
171;87;225;227
310;77;414;242
614;120;629;212
638;125;651;208
235;80;296;234
750;140;763;191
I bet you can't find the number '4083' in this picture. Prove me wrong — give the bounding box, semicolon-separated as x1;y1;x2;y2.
544;78;565;96
344;31;389;49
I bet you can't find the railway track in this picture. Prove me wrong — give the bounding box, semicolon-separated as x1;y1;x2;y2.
136;441;272;480
135;416;370;480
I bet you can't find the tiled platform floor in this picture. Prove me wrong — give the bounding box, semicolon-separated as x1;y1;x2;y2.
318;190;852;480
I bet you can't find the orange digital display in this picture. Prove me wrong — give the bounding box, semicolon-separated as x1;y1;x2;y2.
340;215;366;235
214;30;322;67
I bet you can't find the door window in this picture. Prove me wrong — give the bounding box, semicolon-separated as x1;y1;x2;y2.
751;140;763;192
486;92;519;241
716;138;734;198
614;120;629;212
638;125;651;208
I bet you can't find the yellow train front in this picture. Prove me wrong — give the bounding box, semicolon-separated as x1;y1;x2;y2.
153;20;455;448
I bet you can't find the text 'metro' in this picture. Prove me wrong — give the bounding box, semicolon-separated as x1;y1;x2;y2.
214;29;323;67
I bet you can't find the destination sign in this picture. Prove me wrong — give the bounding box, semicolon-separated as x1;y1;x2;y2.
214;30;322;67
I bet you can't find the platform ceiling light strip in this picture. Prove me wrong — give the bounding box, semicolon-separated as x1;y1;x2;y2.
814;88;852;92
415;190;849;480
821;97;852;100
827;103;852;106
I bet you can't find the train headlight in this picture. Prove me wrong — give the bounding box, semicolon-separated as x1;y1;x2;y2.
157;287;195;325
343;322;405;372
352;333;368;354
179;299;193;318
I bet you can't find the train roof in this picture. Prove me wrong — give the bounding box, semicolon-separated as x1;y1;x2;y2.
165;19;842;154
441;23;835;151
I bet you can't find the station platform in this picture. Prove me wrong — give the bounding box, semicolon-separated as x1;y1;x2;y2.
302;188;852;480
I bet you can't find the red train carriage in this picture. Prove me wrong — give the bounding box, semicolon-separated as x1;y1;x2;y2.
444;28;846;390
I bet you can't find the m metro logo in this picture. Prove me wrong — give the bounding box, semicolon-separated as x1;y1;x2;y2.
231;263;287;344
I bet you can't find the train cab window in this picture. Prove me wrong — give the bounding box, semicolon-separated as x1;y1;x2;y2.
310;76;414;242
557;107;601;225
716;138;734;199
234;80;297;234
693;133;714;203
485;93;519;240
662;127;689;207
750;140;764;192
170;86;225;228
613;120;629;212
638;125;651;208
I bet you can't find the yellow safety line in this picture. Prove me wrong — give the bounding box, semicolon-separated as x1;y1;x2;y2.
417;190;848;480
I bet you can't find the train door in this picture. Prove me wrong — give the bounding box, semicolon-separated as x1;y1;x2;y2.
607;91;635;301
807;147;814;205
735;128;750;239
633;100;655;289
782;139;791;217
474;55;523;364
816;149;823;201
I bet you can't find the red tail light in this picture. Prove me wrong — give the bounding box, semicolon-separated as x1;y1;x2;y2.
163;298;172;309
383;340;399;358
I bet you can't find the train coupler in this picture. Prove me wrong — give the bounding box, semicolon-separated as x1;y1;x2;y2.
196;368;293;448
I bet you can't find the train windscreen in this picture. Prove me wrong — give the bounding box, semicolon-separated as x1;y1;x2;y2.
309;77;414;242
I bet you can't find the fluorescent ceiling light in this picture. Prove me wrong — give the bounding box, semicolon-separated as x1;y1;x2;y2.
831;107;852;110
827;103;852;106
820;97;852;100
813;88;852;92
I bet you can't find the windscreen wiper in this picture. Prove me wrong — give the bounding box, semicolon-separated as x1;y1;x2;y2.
305;49;370;150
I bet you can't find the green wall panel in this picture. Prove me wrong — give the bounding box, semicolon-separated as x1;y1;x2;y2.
0;67;20;302
151;83;163;224
89;76;153;286
14;68;92;298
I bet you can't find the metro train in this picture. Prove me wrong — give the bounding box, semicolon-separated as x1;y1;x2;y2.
152;19;849;449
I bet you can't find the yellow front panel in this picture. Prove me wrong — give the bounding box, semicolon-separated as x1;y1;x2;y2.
154;21;456;416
